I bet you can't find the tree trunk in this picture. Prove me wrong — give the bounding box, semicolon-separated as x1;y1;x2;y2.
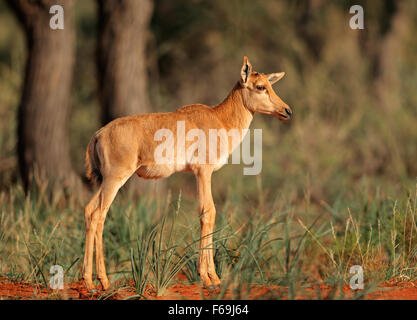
97;0;153;123
7;0;81;194
96;0;164;194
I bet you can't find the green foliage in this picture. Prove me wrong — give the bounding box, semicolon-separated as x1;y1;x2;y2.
149;197;198;296
0;178;417;299
130;226;157;298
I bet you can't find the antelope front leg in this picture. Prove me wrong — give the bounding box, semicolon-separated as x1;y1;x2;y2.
196;168;221;289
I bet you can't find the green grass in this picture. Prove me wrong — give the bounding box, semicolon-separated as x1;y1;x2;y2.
0;178;416;299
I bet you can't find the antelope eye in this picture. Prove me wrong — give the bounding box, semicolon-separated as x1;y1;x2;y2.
256;85;266;91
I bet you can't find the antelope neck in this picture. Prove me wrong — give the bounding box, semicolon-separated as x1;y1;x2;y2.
213;82;254;132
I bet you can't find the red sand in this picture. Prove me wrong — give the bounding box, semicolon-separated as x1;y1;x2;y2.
1;277;417;300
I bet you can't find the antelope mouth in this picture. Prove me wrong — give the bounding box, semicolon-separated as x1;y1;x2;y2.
274;112;291;121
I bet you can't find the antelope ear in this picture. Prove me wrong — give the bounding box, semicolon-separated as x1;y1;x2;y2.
267;72;285;85
240;56;253;86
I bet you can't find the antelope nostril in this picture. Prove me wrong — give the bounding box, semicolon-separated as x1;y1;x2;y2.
285;107;292;116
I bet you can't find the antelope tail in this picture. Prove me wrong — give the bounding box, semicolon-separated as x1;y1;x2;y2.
85;136;103;186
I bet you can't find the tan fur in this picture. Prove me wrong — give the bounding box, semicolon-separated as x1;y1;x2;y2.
82;56;292;291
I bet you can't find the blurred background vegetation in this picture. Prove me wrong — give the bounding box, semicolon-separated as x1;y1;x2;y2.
0;0;416;297
0;0;416;204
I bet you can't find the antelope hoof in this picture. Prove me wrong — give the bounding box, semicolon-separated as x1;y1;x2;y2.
203;279;221;291
83;279;96;293
201;277;212;290
207;285;220;291
209;276;221;287
99;277;111;291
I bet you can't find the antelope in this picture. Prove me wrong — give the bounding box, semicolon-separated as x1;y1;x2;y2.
82;56;292;291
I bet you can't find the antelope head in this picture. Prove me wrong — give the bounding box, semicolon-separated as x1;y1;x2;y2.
240;56;292;121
